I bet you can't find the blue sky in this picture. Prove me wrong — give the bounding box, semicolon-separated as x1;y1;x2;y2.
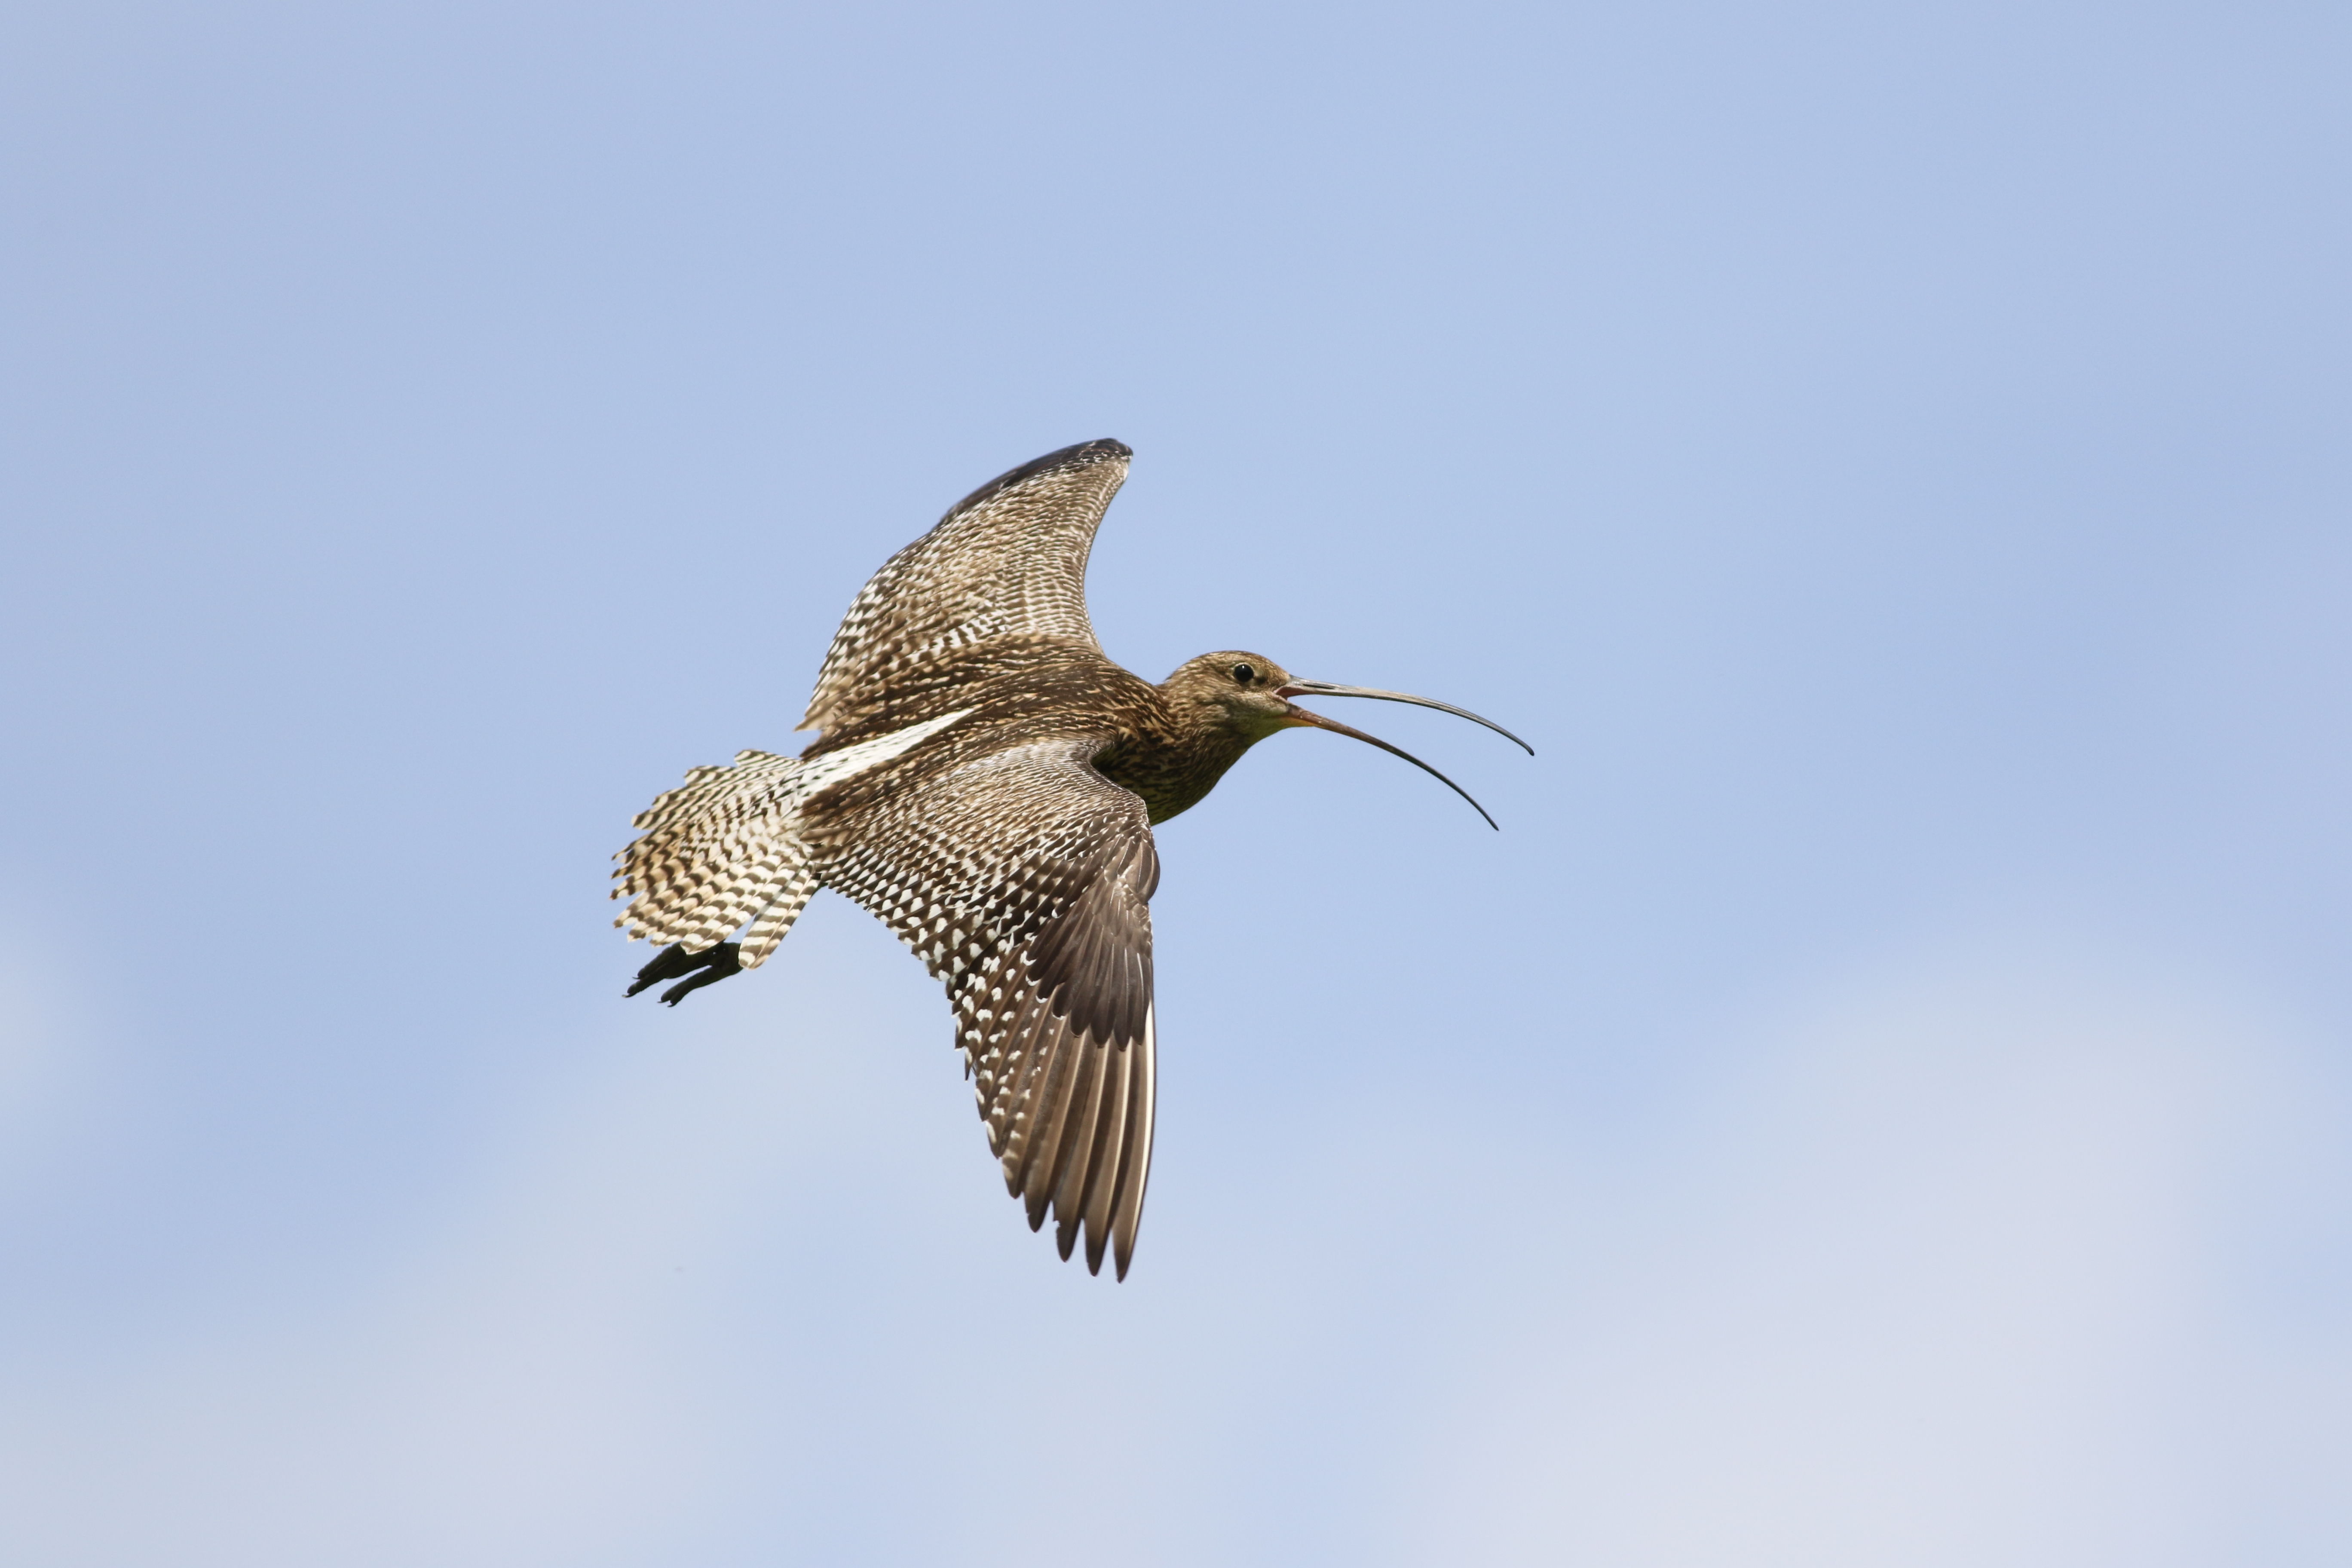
3;2;2348;1562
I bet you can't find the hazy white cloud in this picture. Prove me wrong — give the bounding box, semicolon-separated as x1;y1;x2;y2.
1412;940;2352;1567
1;930;2342;1566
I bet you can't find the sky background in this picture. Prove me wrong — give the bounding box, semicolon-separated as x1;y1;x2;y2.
3;1;2349;1562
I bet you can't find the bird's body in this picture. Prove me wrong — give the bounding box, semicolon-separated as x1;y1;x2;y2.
613;439;1525;1278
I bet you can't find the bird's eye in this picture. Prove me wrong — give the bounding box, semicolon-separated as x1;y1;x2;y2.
1232;663;1257;683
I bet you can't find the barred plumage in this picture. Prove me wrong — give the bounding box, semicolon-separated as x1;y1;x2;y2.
612;438;1529;1279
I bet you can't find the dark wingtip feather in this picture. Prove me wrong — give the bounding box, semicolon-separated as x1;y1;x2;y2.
941;438;1131;522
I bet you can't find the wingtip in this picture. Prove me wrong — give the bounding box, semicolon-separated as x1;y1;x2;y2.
943;439;1133;521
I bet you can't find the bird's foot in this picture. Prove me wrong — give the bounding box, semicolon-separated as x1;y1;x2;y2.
625;941;742;1005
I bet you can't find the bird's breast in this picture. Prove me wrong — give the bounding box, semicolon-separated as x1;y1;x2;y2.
1093;728;1257;824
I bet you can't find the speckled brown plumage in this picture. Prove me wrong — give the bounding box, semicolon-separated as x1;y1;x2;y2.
612;438;1529;1279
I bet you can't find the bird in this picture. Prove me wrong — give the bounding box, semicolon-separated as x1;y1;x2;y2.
611;439;1528;1279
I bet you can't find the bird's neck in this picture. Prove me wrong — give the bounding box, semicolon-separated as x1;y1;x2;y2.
1094;693;1262;825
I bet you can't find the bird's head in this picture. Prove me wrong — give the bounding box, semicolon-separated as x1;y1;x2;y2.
1161;652;1304;740
1159;652;1533;829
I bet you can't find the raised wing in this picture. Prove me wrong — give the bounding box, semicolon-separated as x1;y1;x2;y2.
810;734;1158;1278
799;439;1131;736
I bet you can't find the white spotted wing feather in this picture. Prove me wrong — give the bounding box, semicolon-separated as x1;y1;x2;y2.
800;439;1130;737
815;735;1158;1277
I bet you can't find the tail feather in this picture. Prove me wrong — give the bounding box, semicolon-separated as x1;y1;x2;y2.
613;710;972;976
613;752;817;957
739;864;821;967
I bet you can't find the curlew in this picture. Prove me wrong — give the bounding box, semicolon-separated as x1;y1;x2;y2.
612;439;1528;1278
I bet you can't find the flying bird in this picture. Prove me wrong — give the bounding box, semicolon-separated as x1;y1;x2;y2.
612;440;1528;1278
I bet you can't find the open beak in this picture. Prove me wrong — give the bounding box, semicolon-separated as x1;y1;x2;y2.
1275;679;1531;831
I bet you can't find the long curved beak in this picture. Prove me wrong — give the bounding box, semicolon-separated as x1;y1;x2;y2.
1275;680;1534;755
1275;679;1529;831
